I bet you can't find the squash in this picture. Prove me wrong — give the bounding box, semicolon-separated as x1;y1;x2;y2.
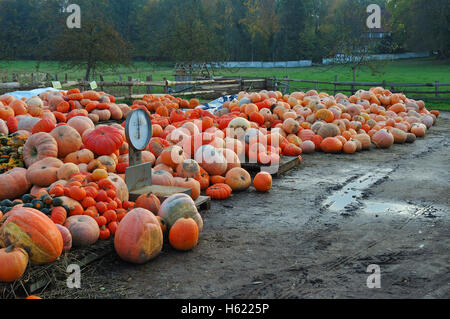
114;208;163;264
194;145;227;176
205;183;232;200
0;245;29;282
168;217;199;251
372;129;394;149
26;157;64;187
57;163;80;181
84;126;124;156
67;116;95;136
175;159;201;179
253;172;272;192
55;224;72;253
135;193;161;215
0;168;31;201
225;167;251;192
0;207;63;264
320;137;343;153
23;132;58;167
64;215;99;248
50;125;82;158
108;173;129;202
157;193;203;231
174;177;201;200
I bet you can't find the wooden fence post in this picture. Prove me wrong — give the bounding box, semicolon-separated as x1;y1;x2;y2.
284;76;290;95
146;75;152;94
435;81;439;97
334;75;338;95
100;75;104;91
163;77;168;94
127;76;133;99
65;74;68;83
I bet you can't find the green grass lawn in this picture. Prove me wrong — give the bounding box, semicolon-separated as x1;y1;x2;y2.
1;58;449;109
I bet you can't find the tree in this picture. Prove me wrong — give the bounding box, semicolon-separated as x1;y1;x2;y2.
323;0;389;80
51;0;131;80
388;0;450;58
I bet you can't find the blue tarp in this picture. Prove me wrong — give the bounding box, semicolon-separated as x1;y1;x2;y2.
193;94;238;114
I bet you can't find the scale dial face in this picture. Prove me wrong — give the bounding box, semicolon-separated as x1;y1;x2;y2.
125;109;152;151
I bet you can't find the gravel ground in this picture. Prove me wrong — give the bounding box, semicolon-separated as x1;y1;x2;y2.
41;111;450;299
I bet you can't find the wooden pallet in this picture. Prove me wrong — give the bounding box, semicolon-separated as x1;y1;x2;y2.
195;195;211;211
0;238;115;299
129;185;191;202
241;156;299;177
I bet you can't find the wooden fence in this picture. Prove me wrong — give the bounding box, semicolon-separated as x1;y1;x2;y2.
274;76;450;102
0;75;449;103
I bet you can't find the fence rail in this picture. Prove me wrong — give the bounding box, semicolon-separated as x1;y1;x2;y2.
1;75;449;102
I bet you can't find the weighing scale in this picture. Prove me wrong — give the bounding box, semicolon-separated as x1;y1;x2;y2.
124;109;192;202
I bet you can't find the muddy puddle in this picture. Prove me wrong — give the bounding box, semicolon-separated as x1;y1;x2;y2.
323;168;393;211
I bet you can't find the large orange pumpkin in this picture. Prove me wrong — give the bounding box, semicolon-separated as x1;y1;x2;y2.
23;132;58;167
26;157;64;187
114;208;163;264
67;116;95;136
50;125;82;158
0;208;63;265
0;168;31;200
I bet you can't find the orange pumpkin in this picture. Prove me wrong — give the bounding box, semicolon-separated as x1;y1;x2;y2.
50;125;83;158
0;208;63;265
0;245;29;282
225;167;251;192
253;172;272;192
23;132;59;168
135;193;161;215
114;208;163;264
169;217;199;251
320;137;343;153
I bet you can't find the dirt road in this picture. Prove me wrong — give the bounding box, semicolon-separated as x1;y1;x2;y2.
42;112;450;299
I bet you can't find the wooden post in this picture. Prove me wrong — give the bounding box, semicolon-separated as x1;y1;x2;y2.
284;76;290;95
31;73;35;84
334;75;338;95
239;76;244;91
100;74;104;91
65;74;68;83
314;80;318;91
382;80;387;89
163;77;168;94
55;74;58;81
435;81;439;97
119;74;123;82
146;75;152;94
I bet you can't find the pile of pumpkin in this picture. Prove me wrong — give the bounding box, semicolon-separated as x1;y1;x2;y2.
0;189;205;283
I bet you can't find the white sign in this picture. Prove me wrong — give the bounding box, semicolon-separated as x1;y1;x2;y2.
52;81;62;89
90;81;98;90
